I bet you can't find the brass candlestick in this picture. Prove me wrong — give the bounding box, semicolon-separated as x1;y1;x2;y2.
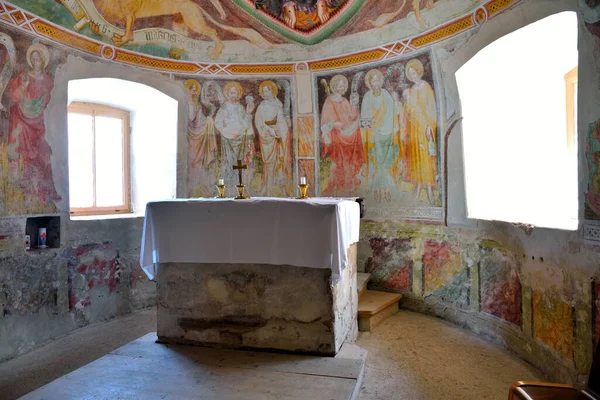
297;183;310;199
234;184;249;199
215;184;227;198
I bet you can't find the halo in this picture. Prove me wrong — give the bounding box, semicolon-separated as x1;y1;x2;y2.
364;69;383;90
184;79;201;94
27;43;50;69
223;81;243;101
329;75;348;94
405;59;424;79
259;81;278;98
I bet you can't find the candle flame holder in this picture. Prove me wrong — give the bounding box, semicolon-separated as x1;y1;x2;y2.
215;184;227;198
234;184;250;199
297;183;310;200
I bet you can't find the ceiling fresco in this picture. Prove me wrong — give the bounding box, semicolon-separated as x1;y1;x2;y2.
0;0;521;67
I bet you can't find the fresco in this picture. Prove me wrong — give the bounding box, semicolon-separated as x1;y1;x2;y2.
365;237;413;292
423;239;469;307
185;77;294;198
297;116;314;158
533;288;574;360
0;27;63;216
316;52;442;221
251;0;353;32
479;247;522;327
67;243;118;312
3;0;513;63
586;118;600;220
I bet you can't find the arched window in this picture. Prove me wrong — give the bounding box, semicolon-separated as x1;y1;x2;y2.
68;78;178;218
456;11;578;230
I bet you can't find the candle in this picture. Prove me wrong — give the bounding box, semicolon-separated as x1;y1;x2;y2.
218;179;224;186
300;177;307;185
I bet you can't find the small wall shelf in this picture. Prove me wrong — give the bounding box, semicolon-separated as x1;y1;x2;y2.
25;216;60;249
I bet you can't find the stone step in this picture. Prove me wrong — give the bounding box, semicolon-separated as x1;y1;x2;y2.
358;290;402;332
357;273;371;297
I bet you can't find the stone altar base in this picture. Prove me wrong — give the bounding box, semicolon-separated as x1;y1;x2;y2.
157;245;358;356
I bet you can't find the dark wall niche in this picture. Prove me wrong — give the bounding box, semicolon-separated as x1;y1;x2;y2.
25;216;60;249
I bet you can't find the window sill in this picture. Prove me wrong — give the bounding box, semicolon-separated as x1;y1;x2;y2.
466;215;579;232
70;213;143;221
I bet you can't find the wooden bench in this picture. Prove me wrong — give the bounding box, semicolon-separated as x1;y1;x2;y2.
508;342;600;400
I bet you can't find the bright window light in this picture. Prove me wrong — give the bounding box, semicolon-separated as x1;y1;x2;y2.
456;12;579;230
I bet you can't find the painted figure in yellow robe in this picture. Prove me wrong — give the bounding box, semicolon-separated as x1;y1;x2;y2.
360;69;398;203
402;58;438;205
255;80;292;196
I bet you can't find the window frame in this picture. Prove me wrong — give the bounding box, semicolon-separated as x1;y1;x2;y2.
67;101;131;216
565;66;578;151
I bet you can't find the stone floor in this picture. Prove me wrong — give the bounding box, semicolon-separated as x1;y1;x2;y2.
0;309;544;400
356;311;543;400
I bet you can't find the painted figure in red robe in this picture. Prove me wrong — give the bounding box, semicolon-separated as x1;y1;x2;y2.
320;74;365;196
7;43;60;209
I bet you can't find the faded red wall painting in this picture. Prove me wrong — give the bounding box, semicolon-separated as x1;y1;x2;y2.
423;240;468;307
0;27;65;216
67;243;119;312
479;247;522;327
365;237;412;292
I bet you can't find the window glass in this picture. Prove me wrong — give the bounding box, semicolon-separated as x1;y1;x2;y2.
68;112;94;208
95;115;124;207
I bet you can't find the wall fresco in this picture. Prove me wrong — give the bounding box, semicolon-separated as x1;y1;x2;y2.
0;27;64;216
316;52;442;221
586;118;600;220
479;247;522;327
4;0;519;64
297;116;314;157
185;77;295;198
67;243;119;312
423;239;468;307
533;288;574;360
365;237;413;292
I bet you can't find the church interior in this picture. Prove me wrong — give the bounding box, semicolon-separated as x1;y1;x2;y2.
1;0;600;398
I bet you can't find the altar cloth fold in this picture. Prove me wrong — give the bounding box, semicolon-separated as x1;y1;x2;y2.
140;197;360;282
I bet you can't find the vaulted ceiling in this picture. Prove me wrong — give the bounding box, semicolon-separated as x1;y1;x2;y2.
3;0;516;64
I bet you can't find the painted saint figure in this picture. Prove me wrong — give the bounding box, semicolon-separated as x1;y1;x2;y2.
254;80;292;196
7;43;60;210
401;58;438;204
186;79;217;169
185;79;218;195
360;69;398;203
320;75;365;196
215;81;255;187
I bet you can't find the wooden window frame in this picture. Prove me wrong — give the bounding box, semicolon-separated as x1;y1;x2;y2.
68;101;131;216
565;66;578;151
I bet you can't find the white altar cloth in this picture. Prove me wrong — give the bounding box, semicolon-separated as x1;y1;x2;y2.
140;197;360;282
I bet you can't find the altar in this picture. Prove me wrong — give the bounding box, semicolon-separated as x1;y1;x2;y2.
140;197;360;356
